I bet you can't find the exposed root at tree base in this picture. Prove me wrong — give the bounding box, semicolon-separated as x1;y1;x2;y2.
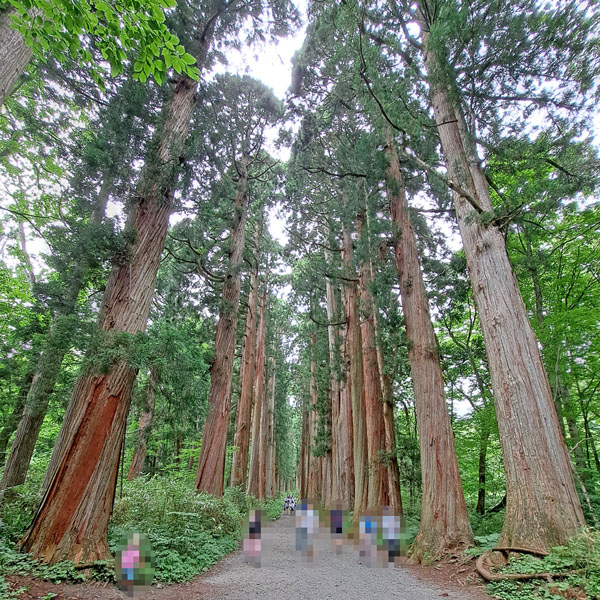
475;549;583;582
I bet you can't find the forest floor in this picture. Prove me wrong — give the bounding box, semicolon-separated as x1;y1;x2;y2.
7;516;491;599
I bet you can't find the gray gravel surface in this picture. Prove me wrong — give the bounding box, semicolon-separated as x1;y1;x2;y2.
200;515;487;600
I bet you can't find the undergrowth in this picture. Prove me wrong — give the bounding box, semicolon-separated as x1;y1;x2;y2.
487;528;600;600
0;472;287;588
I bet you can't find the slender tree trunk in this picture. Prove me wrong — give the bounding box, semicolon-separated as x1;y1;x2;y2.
325;271;341;503
476;416;491;515
386;134;473;560
230;246;259;488
372;289;403;513
127;370;158;480
247;288;267;497
258;351;272;499
265;357;276;498
0;369;33;469
0;7;33;106
307;333;322;501
418;3;584;550
342;223;368;516
196;158;249;497
299;394;309;499
19;75;197;564
357;212;389;509
1;182;110;495
326;271;354;509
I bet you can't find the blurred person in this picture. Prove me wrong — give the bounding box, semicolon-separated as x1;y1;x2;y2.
115;532;154;597
243;509;263;567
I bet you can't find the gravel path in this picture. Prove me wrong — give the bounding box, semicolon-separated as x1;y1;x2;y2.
8;516;490;599
200;515;488;600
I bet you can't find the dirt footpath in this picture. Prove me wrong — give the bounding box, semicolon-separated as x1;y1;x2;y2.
8;516;491;599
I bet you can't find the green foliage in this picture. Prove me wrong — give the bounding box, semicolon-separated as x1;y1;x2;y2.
109;474;262;582
488;529;600;600
5;0;199;88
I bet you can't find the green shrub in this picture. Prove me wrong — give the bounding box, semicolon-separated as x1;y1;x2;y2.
488;528;600;600
109;474;248;582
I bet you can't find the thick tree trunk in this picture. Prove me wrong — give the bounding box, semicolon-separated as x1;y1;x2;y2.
230;246;259;488
20;76;197;564
1;183;110;495
342;224;368;516
0;7;33;106
357;212;389;509
195;158;249;497
231;247;258;487
247;289;267;497
372;296;403;513
418;5;584;550
127;370;158;480
386;135;473;560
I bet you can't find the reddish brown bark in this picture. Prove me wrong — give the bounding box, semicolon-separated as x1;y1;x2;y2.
307;333;322;501
342;223;368;516
247;288;267;498
265;357;276;498
371;274;403;514
326;272;354;510
417;2;584;550
230;256;259;488
357;212;389;510
299;392;309;500
195;158;249;497
127;370;158;480
20;77;197;564
386;134;472;561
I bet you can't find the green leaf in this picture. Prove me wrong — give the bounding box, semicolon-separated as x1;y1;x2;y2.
181;53;196;66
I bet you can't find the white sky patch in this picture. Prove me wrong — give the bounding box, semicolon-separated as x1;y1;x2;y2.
212;1;308;101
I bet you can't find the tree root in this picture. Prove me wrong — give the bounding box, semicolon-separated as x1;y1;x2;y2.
476;550;583;582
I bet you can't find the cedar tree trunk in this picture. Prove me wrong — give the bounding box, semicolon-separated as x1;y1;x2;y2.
127;370;158;480
326;273;354;510
195;158;249;496
230;258;259;488
247;288;267;497
386;135;473;560
342;224;368;515
357;211;390;509
20;76;197;564
418;4;584;550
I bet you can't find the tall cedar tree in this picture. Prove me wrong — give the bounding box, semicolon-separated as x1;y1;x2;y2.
20;0;297;563
195;75;283;496
386;133;473;560
414;0;584;549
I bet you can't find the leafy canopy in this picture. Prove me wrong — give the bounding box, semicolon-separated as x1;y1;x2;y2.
4;0;200;87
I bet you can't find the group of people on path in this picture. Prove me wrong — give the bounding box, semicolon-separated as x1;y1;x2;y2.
283;494;297;515
244;496;407;568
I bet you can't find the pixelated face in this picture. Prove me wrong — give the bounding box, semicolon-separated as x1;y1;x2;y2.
115;532;154;597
